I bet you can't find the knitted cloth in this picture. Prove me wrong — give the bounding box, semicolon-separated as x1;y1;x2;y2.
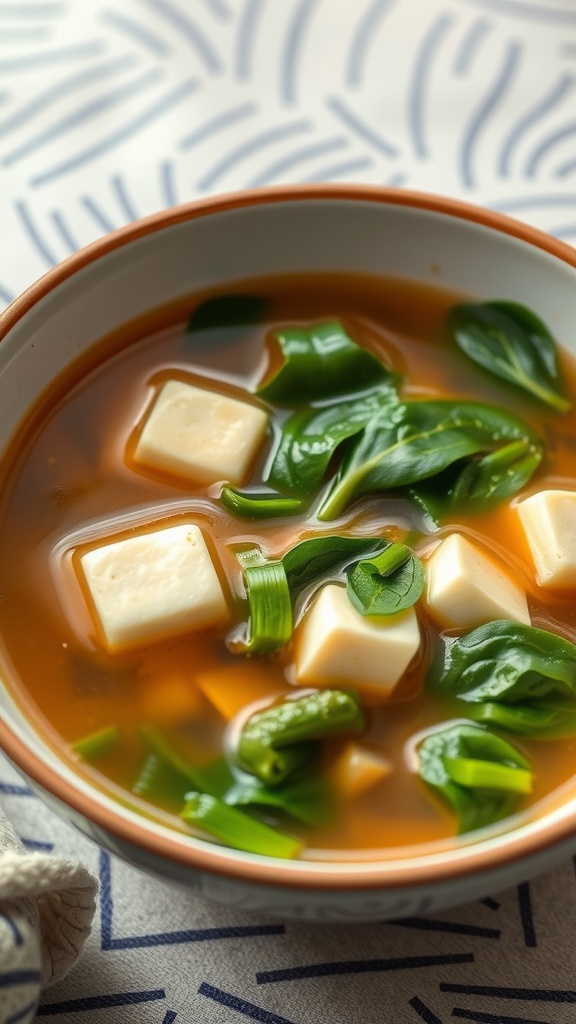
0;813;97;1024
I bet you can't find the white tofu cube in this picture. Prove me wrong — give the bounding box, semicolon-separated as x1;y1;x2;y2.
517;489;576;588
294;584;420;695
80;522;228;650
133;380;268;486
424;533;530;628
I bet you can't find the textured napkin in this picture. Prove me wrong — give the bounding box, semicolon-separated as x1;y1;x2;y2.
0;812;96;1024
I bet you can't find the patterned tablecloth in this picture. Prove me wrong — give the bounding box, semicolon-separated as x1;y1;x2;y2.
1;2;576;1021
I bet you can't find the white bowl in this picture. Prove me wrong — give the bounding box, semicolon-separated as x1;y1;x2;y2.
1;186;576;921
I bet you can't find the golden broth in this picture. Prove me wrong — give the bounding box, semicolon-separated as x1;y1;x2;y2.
1;272;576;859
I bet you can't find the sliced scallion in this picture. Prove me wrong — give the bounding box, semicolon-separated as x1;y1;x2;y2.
181;792;303;859
72;725;121;762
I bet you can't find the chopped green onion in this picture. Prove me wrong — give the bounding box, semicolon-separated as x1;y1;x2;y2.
238;690;364;786
72;725;121;762
132;753;189;804
234;548;293;654
181;792;303;859
138;723;206;787
443;757;533;794
221;487;304;519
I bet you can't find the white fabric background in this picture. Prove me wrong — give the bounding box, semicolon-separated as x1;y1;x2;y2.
1;1;576;1021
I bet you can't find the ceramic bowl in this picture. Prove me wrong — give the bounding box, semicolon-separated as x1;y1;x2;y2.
1;186;576;921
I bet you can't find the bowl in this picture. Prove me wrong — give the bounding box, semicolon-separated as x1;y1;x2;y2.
1;185;576;922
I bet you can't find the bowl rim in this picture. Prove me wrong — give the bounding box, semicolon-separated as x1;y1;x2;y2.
1;183;576;891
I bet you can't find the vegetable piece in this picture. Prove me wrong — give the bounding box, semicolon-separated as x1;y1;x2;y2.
138;723;232;797
467;701;576;736
448;441;543;507
196;664;287;721
450;300;571;413
72;725;121;761
187;294;269;334
346;543;425;616
258;320;394;403
233;547;292;654
232;536;385;655
266;389;396;497
428;620;576;708
282;535;385;603
181;792;303;859
317;399;541;521
237;689;364;786
225;774;331;825
132;753;190;805
417;723;532;834
327;741;392;799
443;757;532;794
220;488;304;519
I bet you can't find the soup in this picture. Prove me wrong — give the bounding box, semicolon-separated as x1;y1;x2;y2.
1;273;576;862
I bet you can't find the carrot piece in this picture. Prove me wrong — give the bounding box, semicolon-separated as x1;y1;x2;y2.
197;663;287;721
140;672;204;724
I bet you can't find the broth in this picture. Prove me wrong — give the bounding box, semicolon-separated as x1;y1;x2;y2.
1;272;576;860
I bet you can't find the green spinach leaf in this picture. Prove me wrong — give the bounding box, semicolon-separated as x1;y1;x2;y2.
266;388;396;496
450;300;571;413
429;619;576;704
346;543;425;616
282;534;385;602
318;399;541;521
225;774;331;825
418;723;532;834
257;320;394;403
187;294;269;333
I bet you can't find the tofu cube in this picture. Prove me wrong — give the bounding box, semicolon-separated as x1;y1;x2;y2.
424;533;530;628
133;380;268;486
517;489;576;588
80;522;228;650
294;584;420;695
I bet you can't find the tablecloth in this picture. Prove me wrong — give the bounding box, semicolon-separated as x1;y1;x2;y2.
1;1;576;1021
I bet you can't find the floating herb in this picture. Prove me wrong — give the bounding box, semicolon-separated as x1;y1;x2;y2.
417;723;532;834
428;620;576;735
181;792;303;859
72;725;121;762
450;300;571;413
220;487;304;519
346;543;425;617
187;294;269;334
266;389;396;497
233;547;293;655
318;399;541;521
258;320;394;403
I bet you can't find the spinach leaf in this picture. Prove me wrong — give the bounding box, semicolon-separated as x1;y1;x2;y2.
346;543;425;616
187;294;269;333
282;535;385;602
266;388;396;496
318;399;541;521
257;320;394;403
225;774;331;825
418;723;532;834
467;701;576;736
429;620;576;704
450;300;571;413
448;440;542;506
